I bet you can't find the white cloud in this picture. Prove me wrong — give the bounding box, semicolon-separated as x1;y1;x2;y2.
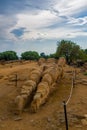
0;0;87;54
8;10;62;40
54;0;87;16
0;15;18;41
6;0;87;42
67;16;87;26
15;10;60;29
9;10;87;41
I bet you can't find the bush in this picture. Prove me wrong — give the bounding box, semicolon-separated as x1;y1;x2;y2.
21;51;39;60
0;51;18;61
84;72;87;76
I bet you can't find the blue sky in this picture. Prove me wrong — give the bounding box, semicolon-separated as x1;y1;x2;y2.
0;0;87;55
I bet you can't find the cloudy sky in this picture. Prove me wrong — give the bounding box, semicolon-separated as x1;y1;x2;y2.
0;0;87;55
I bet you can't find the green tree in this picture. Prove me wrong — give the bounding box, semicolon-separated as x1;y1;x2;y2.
0;51;18;61
40;52;46;58
84;49;87;54
56;40;81;63
49;53;57;58
0;53;3;60
21;51;39;60
78;49;87;61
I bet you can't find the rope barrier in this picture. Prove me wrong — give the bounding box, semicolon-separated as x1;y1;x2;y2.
66;70;75;105
62;70;76;130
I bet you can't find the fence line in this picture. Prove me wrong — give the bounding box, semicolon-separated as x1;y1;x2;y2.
62;70;76;130
66;70;76;105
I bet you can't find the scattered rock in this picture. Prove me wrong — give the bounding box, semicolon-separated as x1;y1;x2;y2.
14;116;22;121
59;118;65;123
30;119;37;126
7;82;14;85
51;124;55;129
73;114;85;119
84;114;87;118
75;125;82;128
0;124;5;128
81;119;87;126
0;75;4;79
58;128;63;130
30;119;34;123
1;116;7;120
47;117;51;122
70;117;78;123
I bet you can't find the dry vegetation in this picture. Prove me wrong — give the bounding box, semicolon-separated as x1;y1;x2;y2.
0;59;87;130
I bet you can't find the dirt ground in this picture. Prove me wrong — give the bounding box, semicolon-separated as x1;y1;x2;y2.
0;61;87;130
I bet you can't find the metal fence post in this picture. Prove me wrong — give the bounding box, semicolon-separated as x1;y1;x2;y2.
63;101;69;130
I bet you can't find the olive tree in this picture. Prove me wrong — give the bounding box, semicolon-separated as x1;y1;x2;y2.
56;40;81;63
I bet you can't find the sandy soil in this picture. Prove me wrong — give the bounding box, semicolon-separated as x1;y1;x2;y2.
0;61;87;130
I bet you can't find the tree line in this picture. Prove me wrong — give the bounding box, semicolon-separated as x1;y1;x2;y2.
0;40;87;63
